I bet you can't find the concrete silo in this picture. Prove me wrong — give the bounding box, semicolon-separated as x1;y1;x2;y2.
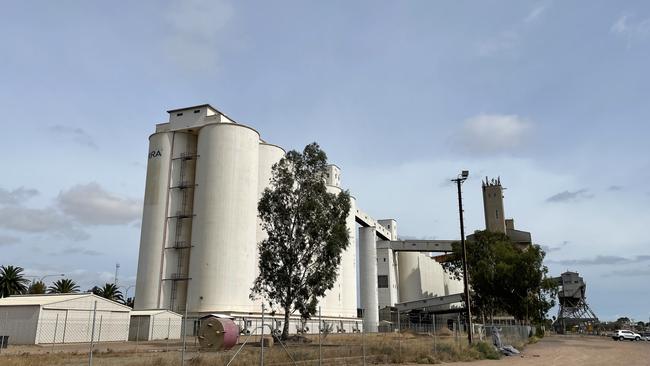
255;143;285;279
134;131;173;310
186;122;261;313
397;252;421;303
320;166;358;320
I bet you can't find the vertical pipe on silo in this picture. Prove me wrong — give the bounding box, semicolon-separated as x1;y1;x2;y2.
340;196;357;318
187;123;260;313
134;132;173;310
359;226;378;332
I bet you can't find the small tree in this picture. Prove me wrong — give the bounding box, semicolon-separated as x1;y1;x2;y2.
48;279;80;294
28;281;47;294
0;265;30;297
251;143;351;340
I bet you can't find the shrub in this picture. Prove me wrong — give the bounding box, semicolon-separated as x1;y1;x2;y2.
473;341;500;360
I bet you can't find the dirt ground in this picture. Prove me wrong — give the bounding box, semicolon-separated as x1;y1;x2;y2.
448;335;650;366
1;334;648;365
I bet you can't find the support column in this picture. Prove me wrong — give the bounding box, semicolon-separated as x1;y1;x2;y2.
359;226;378;332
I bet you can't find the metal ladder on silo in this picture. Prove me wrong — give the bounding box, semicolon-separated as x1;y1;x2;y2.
165;151;197;313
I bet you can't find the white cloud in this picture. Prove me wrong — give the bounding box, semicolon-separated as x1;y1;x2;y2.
57;183;141;225
611;15;630;34
477;2;549;56
0;187;39;205
163;0;233;72
477;30;520;56
453;114;532;155
546;189;594;203
524;3;548;24
610;14;650;48
49;125;98;149
0;235;21;246
0;206;89;241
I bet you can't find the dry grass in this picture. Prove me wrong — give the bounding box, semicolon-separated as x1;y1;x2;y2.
0;333;507;365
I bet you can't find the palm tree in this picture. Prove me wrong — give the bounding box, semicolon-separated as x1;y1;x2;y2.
93;283;123;302
48;279;80;294
28;280;47;294
0;265;30;297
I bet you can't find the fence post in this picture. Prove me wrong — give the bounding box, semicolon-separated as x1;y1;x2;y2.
97;315;103;344
62;311;68;344
318;306;322;366
181;306;188;366
362;309;366;366
456;313;461;348
397;309;401;362
260;304;265;366
135;316;141;353
432;313;437;355
88;300;97;366
52;313;60;353
166;317;171;352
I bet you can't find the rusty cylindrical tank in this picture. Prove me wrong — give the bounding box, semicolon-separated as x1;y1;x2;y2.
197;315;239;350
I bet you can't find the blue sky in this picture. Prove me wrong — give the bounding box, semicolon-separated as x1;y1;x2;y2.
1;1;649;321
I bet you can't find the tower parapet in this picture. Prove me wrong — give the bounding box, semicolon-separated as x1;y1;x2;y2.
482;177;506;233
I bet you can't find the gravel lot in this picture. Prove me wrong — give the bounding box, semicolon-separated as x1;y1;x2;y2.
450;335;650;366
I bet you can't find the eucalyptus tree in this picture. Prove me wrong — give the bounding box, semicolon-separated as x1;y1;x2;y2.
251;143;351;340
443;230;556;324
28;280;47;294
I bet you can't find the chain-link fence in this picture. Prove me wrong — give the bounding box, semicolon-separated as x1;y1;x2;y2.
0;304;534;365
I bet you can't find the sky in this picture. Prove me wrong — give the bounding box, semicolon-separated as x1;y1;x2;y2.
1;0;649;321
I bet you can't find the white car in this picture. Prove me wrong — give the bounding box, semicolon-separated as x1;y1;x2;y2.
612;330;642;341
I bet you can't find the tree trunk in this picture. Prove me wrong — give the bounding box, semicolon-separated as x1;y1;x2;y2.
282;307;290;340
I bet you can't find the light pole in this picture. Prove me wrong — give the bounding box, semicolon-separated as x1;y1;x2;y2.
452;170;473;345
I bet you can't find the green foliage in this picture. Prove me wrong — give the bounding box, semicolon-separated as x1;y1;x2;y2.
28;280;47;294
48;278;80;294
251;143;351;340
0;265;29;297
473;341;501;360
92;283;124;302
442;230;556;323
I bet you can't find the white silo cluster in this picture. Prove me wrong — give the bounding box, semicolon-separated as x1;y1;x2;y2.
135;104;464;332
134;105;358;320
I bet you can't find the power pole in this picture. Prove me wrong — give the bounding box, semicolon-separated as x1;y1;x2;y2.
114;263;120;287
452;170;473;345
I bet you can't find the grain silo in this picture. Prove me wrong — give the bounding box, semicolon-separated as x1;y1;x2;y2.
186;122;261;313
255;143;286;280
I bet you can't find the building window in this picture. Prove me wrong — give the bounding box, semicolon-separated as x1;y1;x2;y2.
177;113;183;116
378;275;388;288
194;109;200;113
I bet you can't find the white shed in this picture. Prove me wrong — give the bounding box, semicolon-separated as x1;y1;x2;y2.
0;293;131;345
128;310;182;341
